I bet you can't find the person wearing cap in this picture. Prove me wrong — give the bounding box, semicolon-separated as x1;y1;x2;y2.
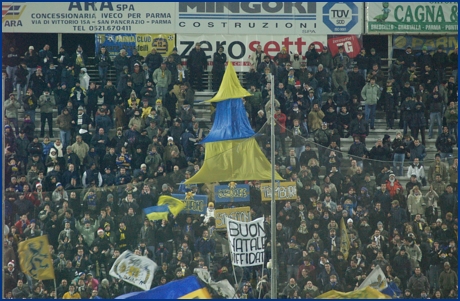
417;45;433;72
347;65;365;105
24;46;39;85
389;198;407;235
317;46;333;72
332;63;348;93
283;238;302;280
274;46;290;66
187;42;207;91
211;45;226;92
432;44;448;83
129;48;144;71
333;45;351;70
131;60;147;97
439;261;457;297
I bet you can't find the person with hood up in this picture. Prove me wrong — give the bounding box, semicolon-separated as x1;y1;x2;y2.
79;67;90;90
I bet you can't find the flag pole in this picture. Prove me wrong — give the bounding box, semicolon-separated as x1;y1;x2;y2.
53;278;57;299
269;74;277;299
258;263;265;299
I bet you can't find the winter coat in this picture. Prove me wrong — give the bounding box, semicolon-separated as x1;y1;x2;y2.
407;189;427;216
439;268;458;291
361;83;381;105
152;68;171;88
307;110;325;132
318;51;333;70
38;94;56;113
56;113;73;131
409;104;427;128
349;118;369;136
94;51;112;68
332;69;348;91
5;98;21;119
435;133;456;154
408;273;429;293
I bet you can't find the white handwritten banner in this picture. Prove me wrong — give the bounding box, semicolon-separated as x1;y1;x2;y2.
226;217;266;267
109;250;157;291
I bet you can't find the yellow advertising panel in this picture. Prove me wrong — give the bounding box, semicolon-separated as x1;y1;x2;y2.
136;34;175;58
261;182;297;201
215;206;251;229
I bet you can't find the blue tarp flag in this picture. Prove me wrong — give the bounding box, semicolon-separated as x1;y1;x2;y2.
380;281;401;298
115;275;211;299
200;98;255;144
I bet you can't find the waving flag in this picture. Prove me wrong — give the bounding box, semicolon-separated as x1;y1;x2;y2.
143;205;170;221
18;235;55;280
157;195;186;217
109;250;157;291
358;265;388;291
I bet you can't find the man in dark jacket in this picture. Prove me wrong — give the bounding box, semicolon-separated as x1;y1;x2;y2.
348;111;369;143
407;267;430;298
187;43;207;91
432;45;449;84
389;200;407;234
145;48;163;75
194;229;215;269
435;126;456;165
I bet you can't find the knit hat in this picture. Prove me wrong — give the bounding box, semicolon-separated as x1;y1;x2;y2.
97;228;104;234
347;218;353;224
78;106;84;111
8;260;14;267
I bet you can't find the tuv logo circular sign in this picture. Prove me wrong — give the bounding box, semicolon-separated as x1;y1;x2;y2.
322;2;359;33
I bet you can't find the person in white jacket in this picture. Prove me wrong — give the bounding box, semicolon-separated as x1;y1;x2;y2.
406;158;426;184
79;67;90;90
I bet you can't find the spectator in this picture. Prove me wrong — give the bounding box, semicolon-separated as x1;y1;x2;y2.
187;43;207;91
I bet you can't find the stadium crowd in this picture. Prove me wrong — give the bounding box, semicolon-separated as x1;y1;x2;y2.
2;41;458;299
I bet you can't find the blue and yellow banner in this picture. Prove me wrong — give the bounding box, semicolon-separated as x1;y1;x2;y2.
144;205;170;221
115;275;211;299
18;235;55;280
214;184;250;203
95;33;176;59
172;194;208;215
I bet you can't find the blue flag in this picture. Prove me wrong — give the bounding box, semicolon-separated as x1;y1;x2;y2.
115;275;211;299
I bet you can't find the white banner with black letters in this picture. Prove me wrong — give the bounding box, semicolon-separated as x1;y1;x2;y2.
226;216;266;267
109;250;157;291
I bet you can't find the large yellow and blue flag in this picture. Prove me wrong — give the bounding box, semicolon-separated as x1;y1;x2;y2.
157;195;186;217
18;235;55;280
316;286;391;299
115;275;211;299
143;205;170;221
